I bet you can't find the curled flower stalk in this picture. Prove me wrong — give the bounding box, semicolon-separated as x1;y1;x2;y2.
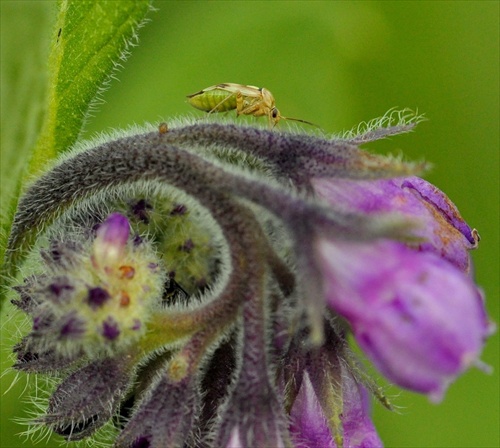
2;113;492;447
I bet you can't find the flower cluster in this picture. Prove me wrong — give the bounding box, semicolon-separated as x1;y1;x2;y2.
13;213;165;360
4;113;492;447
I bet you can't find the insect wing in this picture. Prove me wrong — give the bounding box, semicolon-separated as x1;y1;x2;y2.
187;83;262;113
215;83;262;98
216;84;266;113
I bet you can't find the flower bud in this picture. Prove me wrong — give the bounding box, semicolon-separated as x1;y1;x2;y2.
6;117;493;447
115;374;199;448
289;371;337;448
14;213;165;359
289;369;382;448
40;357;132;441
92;212;130;271
317;239;489;401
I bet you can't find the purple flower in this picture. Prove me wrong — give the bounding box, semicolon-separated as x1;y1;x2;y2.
92;212;130;270
289;369;382;448
289;370;337;448
7;118;492;447
59;314;86;339
130;198;153;223
311;176;479;273
341;373;382;448
316;239;489;401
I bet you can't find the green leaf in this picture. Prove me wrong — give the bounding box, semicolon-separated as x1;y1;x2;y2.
1;0;152;289
0;1;53;273
30;0;152;170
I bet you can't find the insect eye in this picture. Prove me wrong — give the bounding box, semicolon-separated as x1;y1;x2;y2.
272;108;279;119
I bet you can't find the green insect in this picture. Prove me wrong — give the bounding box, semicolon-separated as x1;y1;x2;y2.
187;83;317;128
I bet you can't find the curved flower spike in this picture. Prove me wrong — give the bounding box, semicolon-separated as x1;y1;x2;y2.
317;239;489;401
4;118;492;447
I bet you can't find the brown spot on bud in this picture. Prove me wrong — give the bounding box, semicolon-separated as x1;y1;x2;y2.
119;291;131;307
159;122;169;134
472;228;481;244
119;265;135;279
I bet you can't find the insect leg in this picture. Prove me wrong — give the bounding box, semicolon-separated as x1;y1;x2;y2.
238;102;262;116
235;91;245;117
208;92;238;115
236;90;266;118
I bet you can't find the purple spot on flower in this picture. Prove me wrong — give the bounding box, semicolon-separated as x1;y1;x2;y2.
170;204;187;216
32;316;44;331
41;240;81;265
32;313;54;332
131;319;141;331
179;239;194;252
60;315;86;338
131;199;153;223
132;436;151;448
390;296;418;323
102;317;120;340
87;287;111;309
47;247;62;262
148;262;159;272
48;281;74;298
32;316;41;330
358;333;374;351
133;234;143;246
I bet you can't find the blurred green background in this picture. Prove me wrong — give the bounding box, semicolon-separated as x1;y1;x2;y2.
1;1;498;447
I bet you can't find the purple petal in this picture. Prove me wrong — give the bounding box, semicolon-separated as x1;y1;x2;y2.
317;239;489;401
289;372;337;448
341;368;383;448
311;177;478;273
93;213;130;269
290;369;382;448
401;177;478;246
130;198;153;223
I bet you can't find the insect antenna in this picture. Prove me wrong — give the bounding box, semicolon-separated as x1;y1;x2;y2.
281;116;321;128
